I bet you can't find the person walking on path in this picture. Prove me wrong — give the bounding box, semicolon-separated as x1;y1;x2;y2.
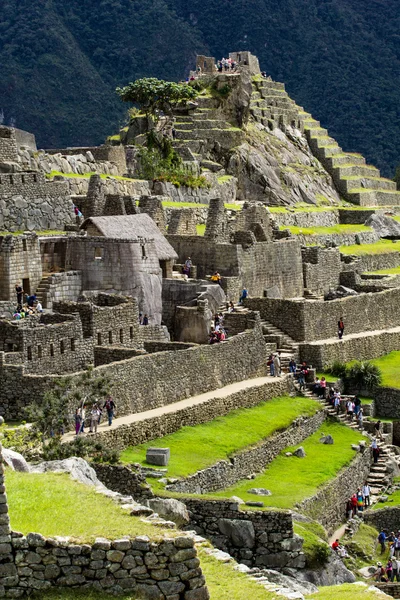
15;282;23;309
375;420;384;441
79;405;86;434
74;408;82;436
372;438;380;464
89;404;101;434
378;531;387;554
268;354;275;377
104;397;116;426
363;482;371;508
273;353;281;377
338;317;344;339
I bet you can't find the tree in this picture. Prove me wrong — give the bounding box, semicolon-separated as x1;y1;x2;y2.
116;77;197;119
27;366;111;441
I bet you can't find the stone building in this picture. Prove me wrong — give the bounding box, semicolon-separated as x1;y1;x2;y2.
0;234;42;301
168;208;197;236
138;196;168;234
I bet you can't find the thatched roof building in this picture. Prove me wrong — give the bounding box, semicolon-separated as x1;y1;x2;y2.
81;214;177;261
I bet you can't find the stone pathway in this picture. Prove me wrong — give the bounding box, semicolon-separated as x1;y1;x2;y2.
303;325;400;347
62;375;281;443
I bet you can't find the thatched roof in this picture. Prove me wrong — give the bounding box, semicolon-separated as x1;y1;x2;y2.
82;214;178;261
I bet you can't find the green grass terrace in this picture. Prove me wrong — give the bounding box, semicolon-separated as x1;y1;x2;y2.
280;224;373;235
340;239;400;255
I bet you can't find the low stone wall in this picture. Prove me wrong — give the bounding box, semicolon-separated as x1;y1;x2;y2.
297;449;372;534
271;210;339;228
92;464;154;500
94;346;145;366
182;498;304;569
143;341;196;353
61;176;151;197
375;582;400;599
364;506;400;533
0;445;209;599
374;387;400;419
0;328;269;421
299;326;400;368
168;410;326;494
88;377;291;451
344;252;400;275
292;230;378;248
338;208;377;225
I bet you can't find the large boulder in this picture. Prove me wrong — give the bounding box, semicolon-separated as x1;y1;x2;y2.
31;457;104;488
146;498;189;527
285;551;355;586
365;213;400;239
218;518;255;548
2;448;30;472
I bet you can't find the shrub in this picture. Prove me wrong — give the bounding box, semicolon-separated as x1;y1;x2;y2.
42;437;119;464
325;361;348;379
347;361;382;391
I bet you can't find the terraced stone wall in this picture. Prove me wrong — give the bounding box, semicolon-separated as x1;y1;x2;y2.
302;247;341;296
182;498;304;569
299;327;400;368
168;409;326;494
92;464;154;501
271;210;339;228
0;328;269;421
364;506;400;532
246;288;400;342
297;449;372;534
374;387;400;419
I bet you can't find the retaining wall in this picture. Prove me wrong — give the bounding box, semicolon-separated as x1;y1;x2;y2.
297;449;372;534
271;210;339;228
374;387;400;419
168;410;326;494
299;326;400;368
92;464;154;501
182;499;304;569
364;506;400;532
88;377;292;451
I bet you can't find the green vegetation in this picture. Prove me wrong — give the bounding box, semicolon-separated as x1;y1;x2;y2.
196;224;206;236
121;396;320;478
324;360;382;393
280;224;372;235
366;264;400;275
207;422;368;508
6;471;163;542
372;477;400;509
293;521;330;568
360;352;400;389
343;523;385;570
116;77;197;118
217;175;234;184
340;240;400;256
310;583;386;600
162;200;208;209
0;230;66;237
46;171;136;182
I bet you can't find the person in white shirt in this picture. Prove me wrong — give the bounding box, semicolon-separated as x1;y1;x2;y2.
363;482;371;508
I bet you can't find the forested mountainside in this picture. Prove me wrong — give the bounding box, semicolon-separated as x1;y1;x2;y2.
1;0;399;176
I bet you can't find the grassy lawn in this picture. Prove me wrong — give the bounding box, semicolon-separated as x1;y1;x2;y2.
46;171;137;182
366;265;400;275
340;239;400;255
6;471;164;542
120;396;320;479
316;372;337;384
280;224;372;235
310;583;387;600
368;352;400;389
207;422;368;509
343;523;385;570
197;224;206;236
0;230;66;237
372;477;400;509
161;200;241;211
293;520;329;568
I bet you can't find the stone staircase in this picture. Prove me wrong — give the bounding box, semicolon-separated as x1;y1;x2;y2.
299;112;400;206
250;78;303;130
259;319;299;368
300;385;397;498
35;275;52;308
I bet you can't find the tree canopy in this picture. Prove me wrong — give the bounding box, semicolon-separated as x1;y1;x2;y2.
116;77;197;117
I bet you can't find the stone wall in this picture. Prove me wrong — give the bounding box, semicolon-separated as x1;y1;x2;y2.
299;326;400;368
297;449;372;534
292;230;378;248
0;314;93;375
246;288;400;342
375;583;400;598
167;236;304;299
45;145;127;175
0;126;19;163
338;209;377;225
91;464;154;501
168;410;326;494
0;328;269;421
374;387;400;419
0;447;209;600
153;177;237;205
37;271;82;310
94;346;145;366
0;234;42;302
63;177;151;198
364;506;400;532
342;252;400;275
84;377;291;452
182;499;304;569
302;247;341;297
271;210;339;228
0;172;74;232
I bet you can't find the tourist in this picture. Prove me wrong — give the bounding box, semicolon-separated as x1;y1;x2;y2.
387;559;394;581
334;392;341;415
142;314;149;326
289;357;296;374
392;557;400;581
395;536;400;559
297;365;307;390
345;497;353;519
35;301;43;313
357;407;364;430
338;316;344;339
354;395;361;417
184;257;192;277
363;481;371;508
15;282;23;309
267;354;275;377
27;294;36;308
104;396;116;426
356;489;364;513
273;353;281;377
351;493;358;516
80;405;86;434
13;310;21;321
374;562;388;582
346;398;354;421
210;271;222;284
239;287;248;304
371;438;380;464
229;301;235;312
313;376;320;395
332;539;340;552
319;377;327;399
89;404;101;434
378;530;387;554
375;420;384;441
74;408;82;436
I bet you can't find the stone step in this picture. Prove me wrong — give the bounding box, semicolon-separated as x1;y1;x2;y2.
333;164;381;179
309;136;340;149
326;154;367;168
340;176;396;194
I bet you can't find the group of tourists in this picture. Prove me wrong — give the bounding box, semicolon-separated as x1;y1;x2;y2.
373;532;400;581
267;352;282;377
217;57;238;72
345;483;372;519
209;312;227;344
74;397;117;435
14;283;43;319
